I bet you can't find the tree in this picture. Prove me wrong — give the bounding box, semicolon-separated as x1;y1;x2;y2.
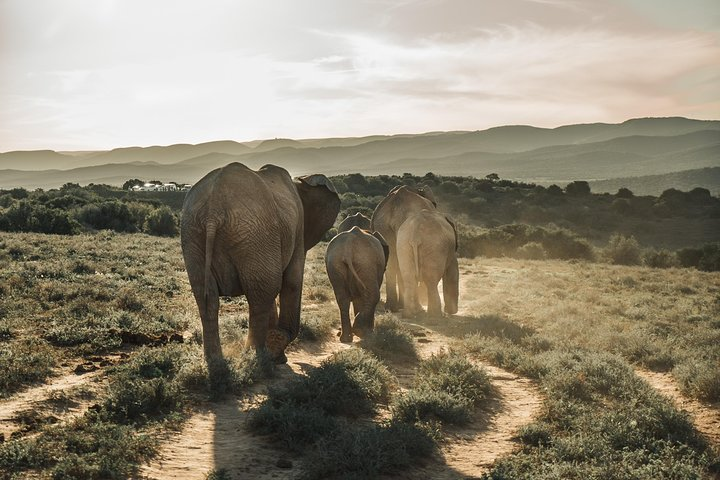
616;187;633;198
565;181;590;196
485;173;500;181
122;179;144;190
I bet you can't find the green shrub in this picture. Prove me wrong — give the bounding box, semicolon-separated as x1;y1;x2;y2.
247;403;341;451
393;389;471;424
303;420;438;480
643;249;679;269
415;350;492;406
674;358;720;402
358;314;417;361
144;206;178;236
676;243;720;271
393;351;492;425
604;234;642;265
0;338;56;397
517;241;547;260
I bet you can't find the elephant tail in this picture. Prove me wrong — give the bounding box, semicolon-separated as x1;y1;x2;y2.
347;260;368;293
203;219;219;309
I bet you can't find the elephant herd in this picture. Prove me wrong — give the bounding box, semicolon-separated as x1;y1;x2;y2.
181;163;459;366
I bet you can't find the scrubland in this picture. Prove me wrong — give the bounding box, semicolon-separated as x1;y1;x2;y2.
0;232;718;479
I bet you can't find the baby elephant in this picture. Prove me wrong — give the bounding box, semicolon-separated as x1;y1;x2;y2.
325;226;389;342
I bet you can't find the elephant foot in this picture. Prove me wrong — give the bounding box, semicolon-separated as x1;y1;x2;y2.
352;326;371;338
266;328;289;364
339;332;353;343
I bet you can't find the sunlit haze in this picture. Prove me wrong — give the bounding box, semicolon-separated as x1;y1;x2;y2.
1;0;718;151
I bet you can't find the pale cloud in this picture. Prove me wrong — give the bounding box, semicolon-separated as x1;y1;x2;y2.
0;0;718;150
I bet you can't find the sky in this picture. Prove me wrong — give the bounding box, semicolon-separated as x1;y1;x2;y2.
1;0;719;151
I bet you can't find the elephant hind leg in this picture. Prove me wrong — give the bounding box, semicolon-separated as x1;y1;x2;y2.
246;294;280;360
426;281;443;317
193;279;222;362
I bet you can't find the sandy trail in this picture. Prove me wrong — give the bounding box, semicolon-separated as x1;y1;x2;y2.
636;369;720;449
139;342;351;480
0;362;109;440
140;319;543;480
395;321;542;479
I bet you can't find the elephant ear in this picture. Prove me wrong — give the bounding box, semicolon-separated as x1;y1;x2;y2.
444;215;458;251
297;174;338;193
294;174;341;251
417;185;438;207
371;231;390;269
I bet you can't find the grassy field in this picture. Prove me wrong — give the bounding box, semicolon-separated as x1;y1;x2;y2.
0;231;718;479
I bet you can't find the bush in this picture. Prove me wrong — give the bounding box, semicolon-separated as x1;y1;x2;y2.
517;242;547;260
303;420;438;480
674;357;720;402
565;180;591;196
616;187;634;198
77;200;136;232
604;234;642;265
676;243;720;271
144;206;178;236
359;314;417;361
392;351;492;425
643;249;679;269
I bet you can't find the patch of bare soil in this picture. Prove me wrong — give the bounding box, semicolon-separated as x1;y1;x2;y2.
0;356;120;440
636;369;720;449
139;342;351;480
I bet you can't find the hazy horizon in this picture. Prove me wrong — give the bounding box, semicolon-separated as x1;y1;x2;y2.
1;0;719;152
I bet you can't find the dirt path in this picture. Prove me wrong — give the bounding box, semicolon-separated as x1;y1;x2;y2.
140;320;542;480
396;321;542;479
0;361;110;440
636;369;720;449
139;342;351;480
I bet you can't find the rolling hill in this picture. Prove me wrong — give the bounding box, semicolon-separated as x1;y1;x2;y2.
1;117;718;192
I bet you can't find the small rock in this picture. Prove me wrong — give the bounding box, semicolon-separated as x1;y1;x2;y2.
417;338;431;343
276;459;293;469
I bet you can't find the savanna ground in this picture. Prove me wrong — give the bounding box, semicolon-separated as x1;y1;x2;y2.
0;231;718;479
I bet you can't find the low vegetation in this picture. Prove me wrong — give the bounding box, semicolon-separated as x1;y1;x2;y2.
1;173;718;269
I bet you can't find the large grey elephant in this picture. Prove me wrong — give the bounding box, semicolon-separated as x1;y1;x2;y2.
371;185;436;311
397;209;458;317
181;163;340;364
325;227;389;342
337;212;371;233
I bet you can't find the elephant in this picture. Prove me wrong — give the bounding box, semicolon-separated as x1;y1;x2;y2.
371;185;436;311
396;209;459;317
181;162;340;364
325;226;389;342
337;212;371;233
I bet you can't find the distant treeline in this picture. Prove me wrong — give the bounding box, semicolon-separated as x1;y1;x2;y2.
0;183;180;237
1;174;718;270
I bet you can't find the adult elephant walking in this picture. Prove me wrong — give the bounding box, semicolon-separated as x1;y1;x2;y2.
181;163;340;364
325;226;388;342
397;209;459;317
371;185;436;311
